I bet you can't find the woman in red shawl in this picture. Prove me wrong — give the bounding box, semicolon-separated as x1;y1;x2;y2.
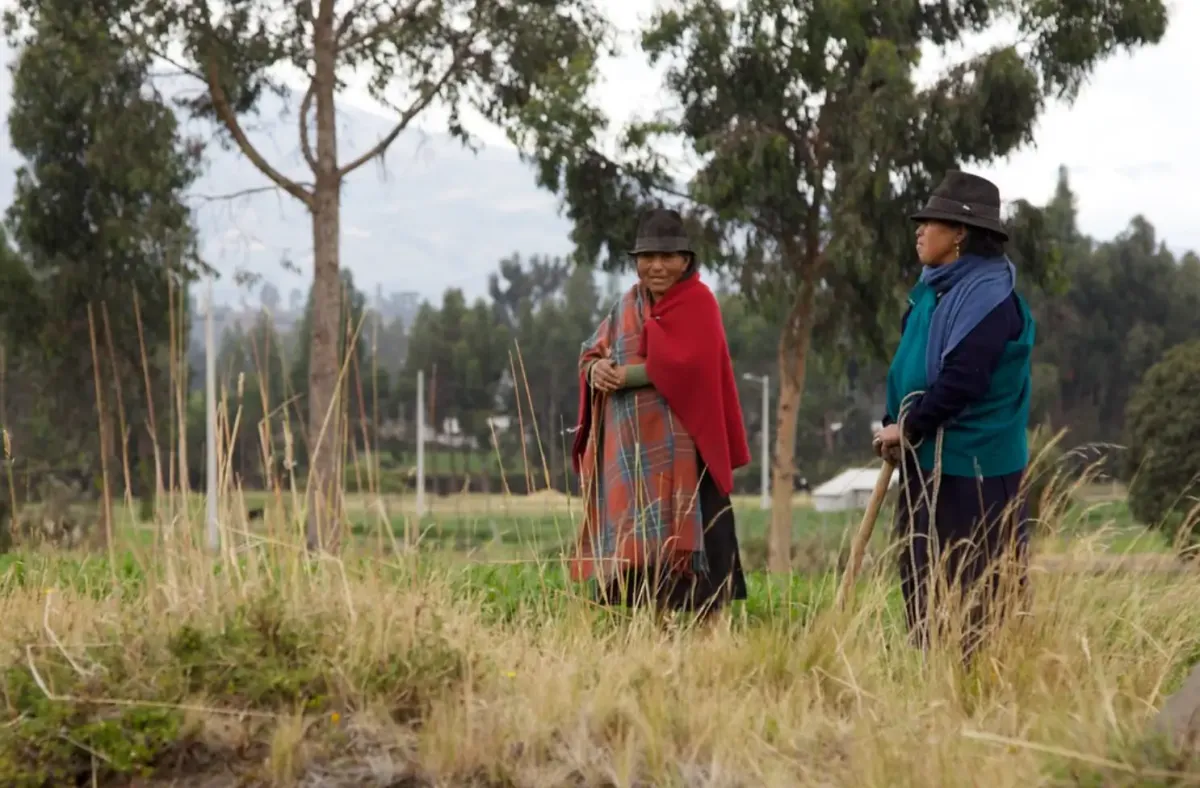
570;208;752;617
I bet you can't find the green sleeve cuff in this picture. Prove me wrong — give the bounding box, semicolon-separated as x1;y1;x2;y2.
623;363;650;388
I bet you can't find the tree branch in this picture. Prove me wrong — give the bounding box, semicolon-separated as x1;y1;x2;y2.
298;80;318;172
335;0;385;42
115;17;207;82
336;39;475;179
188;183;315;203
204;56;314;208
337;0;428;57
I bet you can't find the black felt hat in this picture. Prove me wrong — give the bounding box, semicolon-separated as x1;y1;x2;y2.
628;208;694;256
910;171;1008;241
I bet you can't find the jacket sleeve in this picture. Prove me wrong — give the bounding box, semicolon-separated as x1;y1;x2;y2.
621;363;652;389
881;306;913;428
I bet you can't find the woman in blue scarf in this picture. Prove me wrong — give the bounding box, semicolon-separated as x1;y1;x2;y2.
874;171;1036;661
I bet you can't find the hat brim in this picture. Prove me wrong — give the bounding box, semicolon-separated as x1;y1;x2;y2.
628;238;694;256
909;209;1009;242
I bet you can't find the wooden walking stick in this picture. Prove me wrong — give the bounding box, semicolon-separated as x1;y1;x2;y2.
835;459;896;610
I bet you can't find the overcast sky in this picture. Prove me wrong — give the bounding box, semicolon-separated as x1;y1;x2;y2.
1;0;1190;302
336;0;1199;256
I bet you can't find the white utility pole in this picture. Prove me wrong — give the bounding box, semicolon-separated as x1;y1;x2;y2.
744;373;771;511
415;369;426;519
759;374;769;511
204;278;219;551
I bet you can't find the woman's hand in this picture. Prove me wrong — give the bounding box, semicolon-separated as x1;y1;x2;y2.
873;423;902;464
590;359;626;392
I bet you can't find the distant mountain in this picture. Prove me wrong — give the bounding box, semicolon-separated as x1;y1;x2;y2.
0;41;576;306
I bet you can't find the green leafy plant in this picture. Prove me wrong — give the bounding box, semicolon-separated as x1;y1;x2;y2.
1125;340;1200;554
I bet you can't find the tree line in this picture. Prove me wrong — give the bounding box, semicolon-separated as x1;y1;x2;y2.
0;0;1173;559
206;165;1200;506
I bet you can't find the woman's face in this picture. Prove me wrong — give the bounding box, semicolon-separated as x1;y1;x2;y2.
915;220;967;266
636;252;689;296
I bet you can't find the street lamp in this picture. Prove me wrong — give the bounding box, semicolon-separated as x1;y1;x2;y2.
742;373;770;511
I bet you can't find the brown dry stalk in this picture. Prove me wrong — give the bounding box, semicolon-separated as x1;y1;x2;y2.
165;277;178;518
100;302;136;517
513;341;552;492
86;303;116;579
961;729;1200;783
508;351;533;495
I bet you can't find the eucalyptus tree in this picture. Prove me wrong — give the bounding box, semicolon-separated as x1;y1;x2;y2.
524;0;1168;570
107;0;612;549
5;0;204;514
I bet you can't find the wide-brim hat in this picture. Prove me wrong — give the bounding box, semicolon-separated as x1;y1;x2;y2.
628;208;694;256
910;170;1008;241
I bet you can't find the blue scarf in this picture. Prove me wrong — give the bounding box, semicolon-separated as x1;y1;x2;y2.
920;253;1016;383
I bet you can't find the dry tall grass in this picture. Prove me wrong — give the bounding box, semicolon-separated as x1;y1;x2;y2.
2;495;1200;786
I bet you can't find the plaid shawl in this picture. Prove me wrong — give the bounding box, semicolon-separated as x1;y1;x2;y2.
570;284;706;583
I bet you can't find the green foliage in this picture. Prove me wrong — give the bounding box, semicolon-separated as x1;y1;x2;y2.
0;0;1181;514
0;228;42;344
341;449;526;494
1125;340;1200;547
1033;204;1200;445
489;258;601;471
1029;362;1062;427
143;0;612;152
210;204;1200;498
1006;168;1200;456
0;589;470;781
0;662;186;785
2;0;203;498
526;0;1166;319
108;0;611;549
5;0;203;315
167;604;333;710
403;288;515;447
519;0;1167;570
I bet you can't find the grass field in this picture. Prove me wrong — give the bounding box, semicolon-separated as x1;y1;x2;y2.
117;485;1175;571
2;481;1199;785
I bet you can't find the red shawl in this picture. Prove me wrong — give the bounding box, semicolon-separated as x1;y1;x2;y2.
571;275;750;496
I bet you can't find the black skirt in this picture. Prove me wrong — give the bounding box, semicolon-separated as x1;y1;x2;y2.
893;454;1030;656
598;454;748;614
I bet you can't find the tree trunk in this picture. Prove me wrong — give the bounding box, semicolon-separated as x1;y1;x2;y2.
305;5;344;552
768;285;817;574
